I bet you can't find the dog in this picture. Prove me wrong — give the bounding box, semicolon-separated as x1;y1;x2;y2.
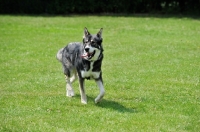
56;27;105;104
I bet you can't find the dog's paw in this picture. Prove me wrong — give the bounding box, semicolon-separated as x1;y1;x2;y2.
95;98;102;104
81;100;87;104
66;90;75;97
95;94;104;103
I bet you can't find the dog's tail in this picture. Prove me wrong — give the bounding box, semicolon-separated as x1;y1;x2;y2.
56;48;64;62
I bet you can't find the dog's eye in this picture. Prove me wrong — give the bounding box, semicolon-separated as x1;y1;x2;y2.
91;40;96;44
91;42;96;46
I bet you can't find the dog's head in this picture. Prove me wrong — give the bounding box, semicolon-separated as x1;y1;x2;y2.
82;27;103;61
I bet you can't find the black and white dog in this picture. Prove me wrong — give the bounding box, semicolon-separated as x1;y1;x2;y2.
56;27;105;104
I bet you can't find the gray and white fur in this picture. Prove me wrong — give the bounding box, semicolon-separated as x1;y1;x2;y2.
56;27;105;104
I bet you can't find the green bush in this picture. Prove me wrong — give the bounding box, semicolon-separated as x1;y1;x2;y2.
0;0;199;14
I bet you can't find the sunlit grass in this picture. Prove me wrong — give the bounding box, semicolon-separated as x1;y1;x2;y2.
0;15;200;131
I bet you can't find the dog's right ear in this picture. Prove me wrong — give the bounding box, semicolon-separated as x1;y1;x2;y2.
97;28;103;38
83;27;90;38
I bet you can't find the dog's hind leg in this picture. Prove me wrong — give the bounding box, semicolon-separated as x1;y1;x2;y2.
95;78;105;103
65;75;75;97
78;78;87;104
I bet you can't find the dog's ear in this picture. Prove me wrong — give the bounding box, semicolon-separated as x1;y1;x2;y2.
83;27;90;38
97;28;103;38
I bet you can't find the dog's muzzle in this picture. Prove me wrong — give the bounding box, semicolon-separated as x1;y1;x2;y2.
81;50;96;59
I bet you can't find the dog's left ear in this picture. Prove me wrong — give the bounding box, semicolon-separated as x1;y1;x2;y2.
97;28;103;38
83;27;90;38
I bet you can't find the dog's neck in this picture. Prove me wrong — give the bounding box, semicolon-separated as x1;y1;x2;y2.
81;51;103;71
96;51;103;61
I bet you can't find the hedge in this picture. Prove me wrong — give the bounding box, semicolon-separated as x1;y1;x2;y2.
0;0;199;15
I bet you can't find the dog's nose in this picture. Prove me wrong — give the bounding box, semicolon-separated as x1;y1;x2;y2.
85;48;89;52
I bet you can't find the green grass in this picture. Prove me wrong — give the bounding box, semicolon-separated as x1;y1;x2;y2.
0;15;200;132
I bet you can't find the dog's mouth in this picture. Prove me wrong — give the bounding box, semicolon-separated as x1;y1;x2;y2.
81;51;95;59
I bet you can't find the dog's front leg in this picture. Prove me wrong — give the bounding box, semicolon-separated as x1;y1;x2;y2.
95;78;105;103
65;75;75;97
79;78;87;104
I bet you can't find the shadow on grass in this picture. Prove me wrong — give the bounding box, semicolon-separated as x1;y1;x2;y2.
97;100;137;113
87;96;137;113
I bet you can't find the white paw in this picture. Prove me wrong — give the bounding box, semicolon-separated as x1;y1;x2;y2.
95;97;102;104
66;90;75;97
81;99;87;104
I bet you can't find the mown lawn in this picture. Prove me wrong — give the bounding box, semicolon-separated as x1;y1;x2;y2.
0;15;199;132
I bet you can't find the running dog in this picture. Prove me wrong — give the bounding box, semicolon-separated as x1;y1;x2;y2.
56;27;105;104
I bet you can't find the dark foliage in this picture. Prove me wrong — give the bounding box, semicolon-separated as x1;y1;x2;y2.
0;0;199;15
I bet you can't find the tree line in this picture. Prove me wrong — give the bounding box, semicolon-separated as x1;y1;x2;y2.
0;0;199;15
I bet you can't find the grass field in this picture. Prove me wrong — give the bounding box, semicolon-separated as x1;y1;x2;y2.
0;15;200;131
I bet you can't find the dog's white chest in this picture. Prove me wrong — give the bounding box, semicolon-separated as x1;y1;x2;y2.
81;62;100;79
81;71;100;79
